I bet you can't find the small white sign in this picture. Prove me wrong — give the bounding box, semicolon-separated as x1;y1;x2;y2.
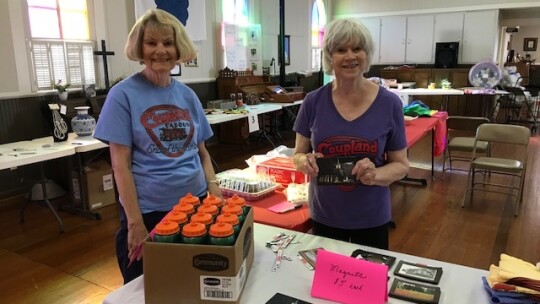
60;104;67;115
102;173;114;191
200;260;247;301
248;113;259;133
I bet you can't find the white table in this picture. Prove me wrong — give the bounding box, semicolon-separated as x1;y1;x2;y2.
32;133;110;220
391;88;465;110
205;104;283;125
206;104;284;148
103;223;490;304
0;138;77;232
263;100;303;122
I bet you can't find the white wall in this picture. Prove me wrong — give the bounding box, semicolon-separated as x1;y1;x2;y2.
259;0;313;76
332;0;540;17
332;0;540;67
1;0;323;97
501;18;540;62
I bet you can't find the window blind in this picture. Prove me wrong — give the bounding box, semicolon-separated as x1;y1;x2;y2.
30;39;95;91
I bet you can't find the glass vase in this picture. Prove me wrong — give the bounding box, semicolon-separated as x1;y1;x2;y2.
71;106;96;137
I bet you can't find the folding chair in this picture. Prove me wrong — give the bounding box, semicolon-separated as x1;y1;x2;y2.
496;87;538;133
461;123;530;216
442;116;490;177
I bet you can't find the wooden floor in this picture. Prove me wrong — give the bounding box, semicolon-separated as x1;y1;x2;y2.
1;129;538;303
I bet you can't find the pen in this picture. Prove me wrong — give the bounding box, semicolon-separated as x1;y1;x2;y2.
71;142;84;145
279;204;302;213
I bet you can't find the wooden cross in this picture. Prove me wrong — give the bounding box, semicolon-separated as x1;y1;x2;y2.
93;40;115;91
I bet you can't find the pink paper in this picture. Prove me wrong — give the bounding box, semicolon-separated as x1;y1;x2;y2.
311;249;387;304
268;201;299;213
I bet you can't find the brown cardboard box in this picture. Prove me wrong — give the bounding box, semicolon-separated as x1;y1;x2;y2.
256;157;308;187
72;160;116;210
143;208;254;304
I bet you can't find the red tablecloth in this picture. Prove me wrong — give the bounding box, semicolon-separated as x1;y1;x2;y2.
405;111;447;156
241;192;312;232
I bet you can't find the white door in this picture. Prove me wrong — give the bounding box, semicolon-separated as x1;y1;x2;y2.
434;12;464;61
462;10;499;63
380;16;406;63
406;15;435;63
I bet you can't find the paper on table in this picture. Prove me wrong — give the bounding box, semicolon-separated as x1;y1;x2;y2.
311;249;388;304
268;201;300;213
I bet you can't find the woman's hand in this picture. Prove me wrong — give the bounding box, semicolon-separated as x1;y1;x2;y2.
352;158;377;185
299;152;324;177
127;220;149;262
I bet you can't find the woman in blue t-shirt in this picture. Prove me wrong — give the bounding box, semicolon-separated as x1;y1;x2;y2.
94;9;221;283
293;18;409;250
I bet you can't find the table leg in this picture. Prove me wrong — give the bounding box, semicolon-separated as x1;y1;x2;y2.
400;175;428;186
271;111;284;144
22;163;66;232
253;113;276;148
399;127;436;186
399;149;428;186
442;95;449;111
431;129;435;180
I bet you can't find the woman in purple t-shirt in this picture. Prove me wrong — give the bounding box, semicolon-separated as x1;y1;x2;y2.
293;18;409;250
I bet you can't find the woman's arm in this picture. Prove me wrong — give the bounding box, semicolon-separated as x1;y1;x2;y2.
109;142;147;261
292;132;323;176
198;142;222;199
353;148;409;186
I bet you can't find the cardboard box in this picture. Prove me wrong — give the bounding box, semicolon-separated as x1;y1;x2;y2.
256;157;308;186
144;208;254;304
72;160;116;210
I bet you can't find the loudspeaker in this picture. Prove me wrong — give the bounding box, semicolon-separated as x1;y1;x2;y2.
435;42;459;68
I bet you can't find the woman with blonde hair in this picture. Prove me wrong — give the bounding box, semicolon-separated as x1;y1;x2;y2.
94;9;221;283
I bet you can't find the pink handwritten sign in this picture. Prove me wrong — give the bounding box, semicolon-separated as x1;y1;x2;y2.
311;249;387;304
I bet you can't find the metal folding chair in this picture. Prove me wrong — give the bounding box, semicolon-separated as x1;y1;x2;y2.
462;123;530;216
442;116;490;177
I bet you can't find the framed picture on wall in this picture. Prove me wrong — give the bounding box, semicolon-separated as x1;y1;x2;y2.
185;53;198;67
278;35;291;66
524;38;538;52
284;35;290;65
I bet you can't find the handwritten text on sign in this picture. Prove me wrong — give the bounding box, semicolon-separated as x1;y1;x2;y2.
311;249;387;304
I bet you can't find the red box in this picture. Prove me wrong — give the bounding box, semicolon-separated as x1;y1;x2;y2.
256;157;308;186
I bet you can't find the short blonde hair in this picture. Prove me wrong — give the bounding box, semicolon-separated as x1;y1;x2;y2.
124;9;197;63
322;18;374;75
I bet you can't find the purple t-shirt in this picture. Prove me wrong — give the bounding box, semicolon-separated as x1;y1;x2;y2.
293;83;407;229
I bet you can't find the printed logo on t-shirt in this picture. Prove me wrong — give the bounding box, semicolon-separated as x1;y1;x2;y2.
141;105;195;157
318;136;378;157
317;136;378;191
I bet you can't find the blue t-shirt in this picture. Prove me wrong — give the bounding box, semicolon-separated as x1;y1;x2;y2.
293;83;407;229
94;73;213;213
